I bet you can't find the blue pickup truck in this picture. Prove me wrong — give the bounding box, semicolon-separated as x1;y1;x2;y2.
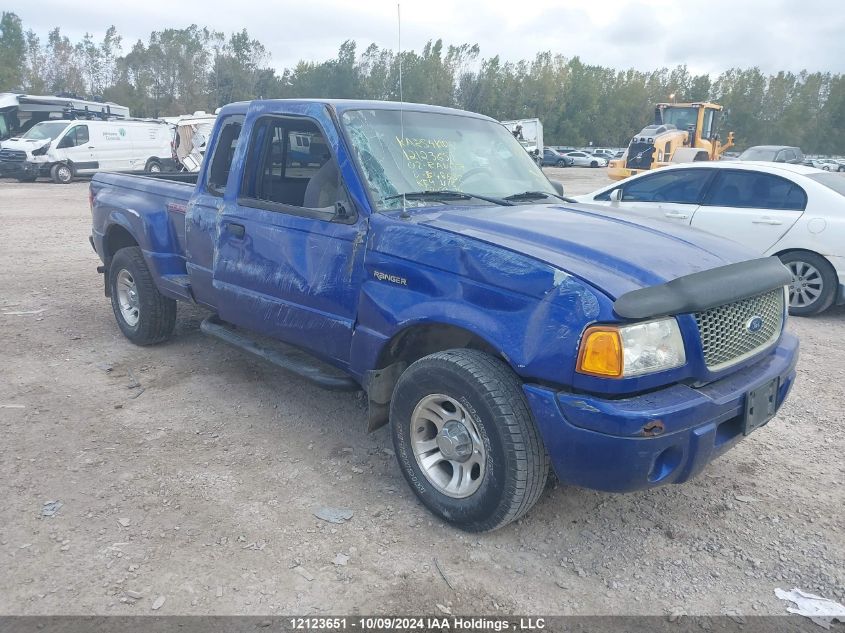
90;99;799;531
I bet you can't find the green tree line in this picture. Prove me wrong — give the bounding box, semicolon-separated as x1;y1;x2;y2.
1;11;843;153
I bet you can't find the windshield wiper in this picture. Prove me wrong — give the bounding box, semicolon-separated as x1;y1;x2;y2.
503;190;572;203
382;190;512;206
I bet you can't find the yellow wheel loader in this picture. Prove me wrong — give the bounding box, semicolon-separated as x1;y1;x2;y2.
608;102;734;180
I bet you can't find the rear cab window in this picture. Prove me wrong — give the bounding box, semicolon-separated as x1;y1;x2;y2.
206;115;244;196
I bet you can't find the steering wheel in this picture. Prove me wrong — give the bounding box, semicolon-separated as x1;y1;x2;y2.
456;166;494;186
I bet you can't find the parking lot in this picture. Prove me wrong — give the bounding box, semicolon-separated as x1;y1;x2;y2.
0;170;843;616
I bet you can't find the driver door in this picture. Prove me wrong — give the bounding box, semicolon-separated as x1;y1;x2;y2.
56;124;95;173
210;106;368;366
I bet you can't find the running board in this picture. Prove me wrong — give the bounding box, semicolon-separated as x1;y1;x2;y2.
200;315;359;391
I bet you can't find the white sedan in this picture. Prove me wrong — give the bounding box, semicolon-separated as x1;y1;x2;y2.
564;151;608;168
574;161;845;315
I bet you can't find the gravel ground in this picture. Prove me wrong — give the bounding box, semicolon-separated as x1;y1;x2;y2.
0;170;843;617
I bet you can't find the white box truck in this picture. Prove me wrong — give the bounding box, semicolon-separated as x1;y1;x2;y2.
501;118;544;165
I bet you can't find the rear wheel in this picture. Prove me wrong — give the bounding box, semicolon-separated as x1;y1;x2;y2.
145;159;162;174
391;349;549;532
51;163;73;184
779;251;837;316
109;247;176;344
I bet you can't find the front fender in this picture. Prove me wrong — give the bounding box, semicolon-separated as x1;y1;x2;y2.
350;219;612;386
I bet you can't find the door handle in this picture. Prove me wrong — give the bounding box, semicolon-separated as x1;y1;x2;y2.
664;211;689;219
752;217;783;225
226;223;245;238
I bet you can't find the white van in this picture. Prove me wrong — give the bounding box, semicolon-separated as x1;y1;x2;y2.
0;119;174;183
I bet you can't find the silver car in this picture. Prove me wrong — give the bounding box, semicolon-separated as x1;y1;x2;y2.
564;151;608;168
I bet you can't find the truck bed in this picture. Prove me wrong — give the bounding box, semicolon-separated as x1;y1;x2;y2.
90;172;197;301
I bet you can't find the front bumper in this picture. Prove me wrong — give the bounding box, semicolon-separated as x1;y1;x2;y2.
524;332;799;492
0;160;40;178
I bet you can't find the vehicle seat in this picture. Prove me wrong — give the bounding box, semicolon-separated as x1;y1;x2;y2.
303;160;339;209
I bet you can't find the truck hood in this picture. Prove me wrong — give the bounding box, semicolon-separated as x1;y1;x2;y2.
0;137;50;152
415;202;755;299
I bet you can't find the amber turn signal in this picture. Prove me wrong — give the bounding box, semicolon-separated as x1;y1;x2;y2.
576;326;623;378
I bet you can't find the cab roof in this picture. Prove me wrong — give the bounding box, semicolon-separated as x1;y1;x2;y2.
217;98;496;121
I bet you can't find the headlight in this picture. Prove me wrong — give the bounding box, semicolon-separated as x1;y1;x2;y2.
32;142;50;156
576;317;686;378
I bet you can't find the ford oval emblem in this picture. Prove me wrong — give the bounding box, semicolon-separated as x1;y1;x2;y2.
746;316;764;333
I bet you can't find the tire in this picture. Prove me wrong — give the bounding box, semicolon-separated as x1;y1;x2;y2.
838;166;845;172
390;349;549;532
822;165;830;171
51;163;73;184
145;159;162;174
778;251;837;316
590;160;598;168
109;246;177;345
556;160;567;167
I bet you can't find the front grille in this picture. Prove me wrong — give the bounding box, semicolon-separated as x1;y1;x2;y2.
0;149;26;161
625;142;655;170
694;289;784;372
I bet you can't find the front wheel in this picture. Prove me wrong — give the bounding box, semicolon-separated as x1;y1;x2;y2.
109;247;176;344
779;251;837;316
556;160;567;167
391;349;549;532
590;160;598;168
51;163;73;184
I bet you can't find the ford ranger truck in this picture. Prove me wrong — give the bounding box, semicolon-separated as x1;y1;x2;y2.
89;100;799;532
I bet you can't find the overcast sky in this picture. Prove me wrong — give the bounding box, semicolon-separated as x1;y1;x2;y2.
7;0;845;76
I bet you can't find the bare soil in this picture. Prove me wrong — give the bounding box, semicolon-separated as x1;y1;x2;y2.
0;170;842;617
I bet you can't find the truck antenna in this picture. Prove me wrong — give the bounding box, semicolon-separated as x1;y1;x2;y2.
397;3;409;219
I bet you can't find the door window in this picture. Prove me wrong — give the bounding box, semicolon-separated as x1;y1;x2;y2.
206;115;244;196
600;169;713;203
704;170;807;210
240;116;343;213
59;125;89;148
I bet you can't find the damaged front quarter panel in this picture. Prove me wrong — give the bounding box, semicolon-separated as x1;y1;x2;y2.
349;211;614;387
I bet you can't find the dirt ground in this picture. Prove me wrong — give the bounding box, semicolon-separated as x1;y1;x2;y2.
0;169;843;617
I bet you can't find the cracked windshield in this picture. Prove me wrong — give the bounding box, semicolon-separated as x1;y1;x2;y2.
341;109;556;209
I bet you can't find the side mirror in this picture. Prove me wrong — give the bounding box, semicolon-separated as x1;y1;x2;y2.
610;188;623;203
550;180;565;196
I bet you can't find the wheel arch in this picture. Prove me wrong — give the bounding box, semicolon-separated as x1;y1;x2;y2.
363;320;513;432
103;223;140;262
772;246;831;262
